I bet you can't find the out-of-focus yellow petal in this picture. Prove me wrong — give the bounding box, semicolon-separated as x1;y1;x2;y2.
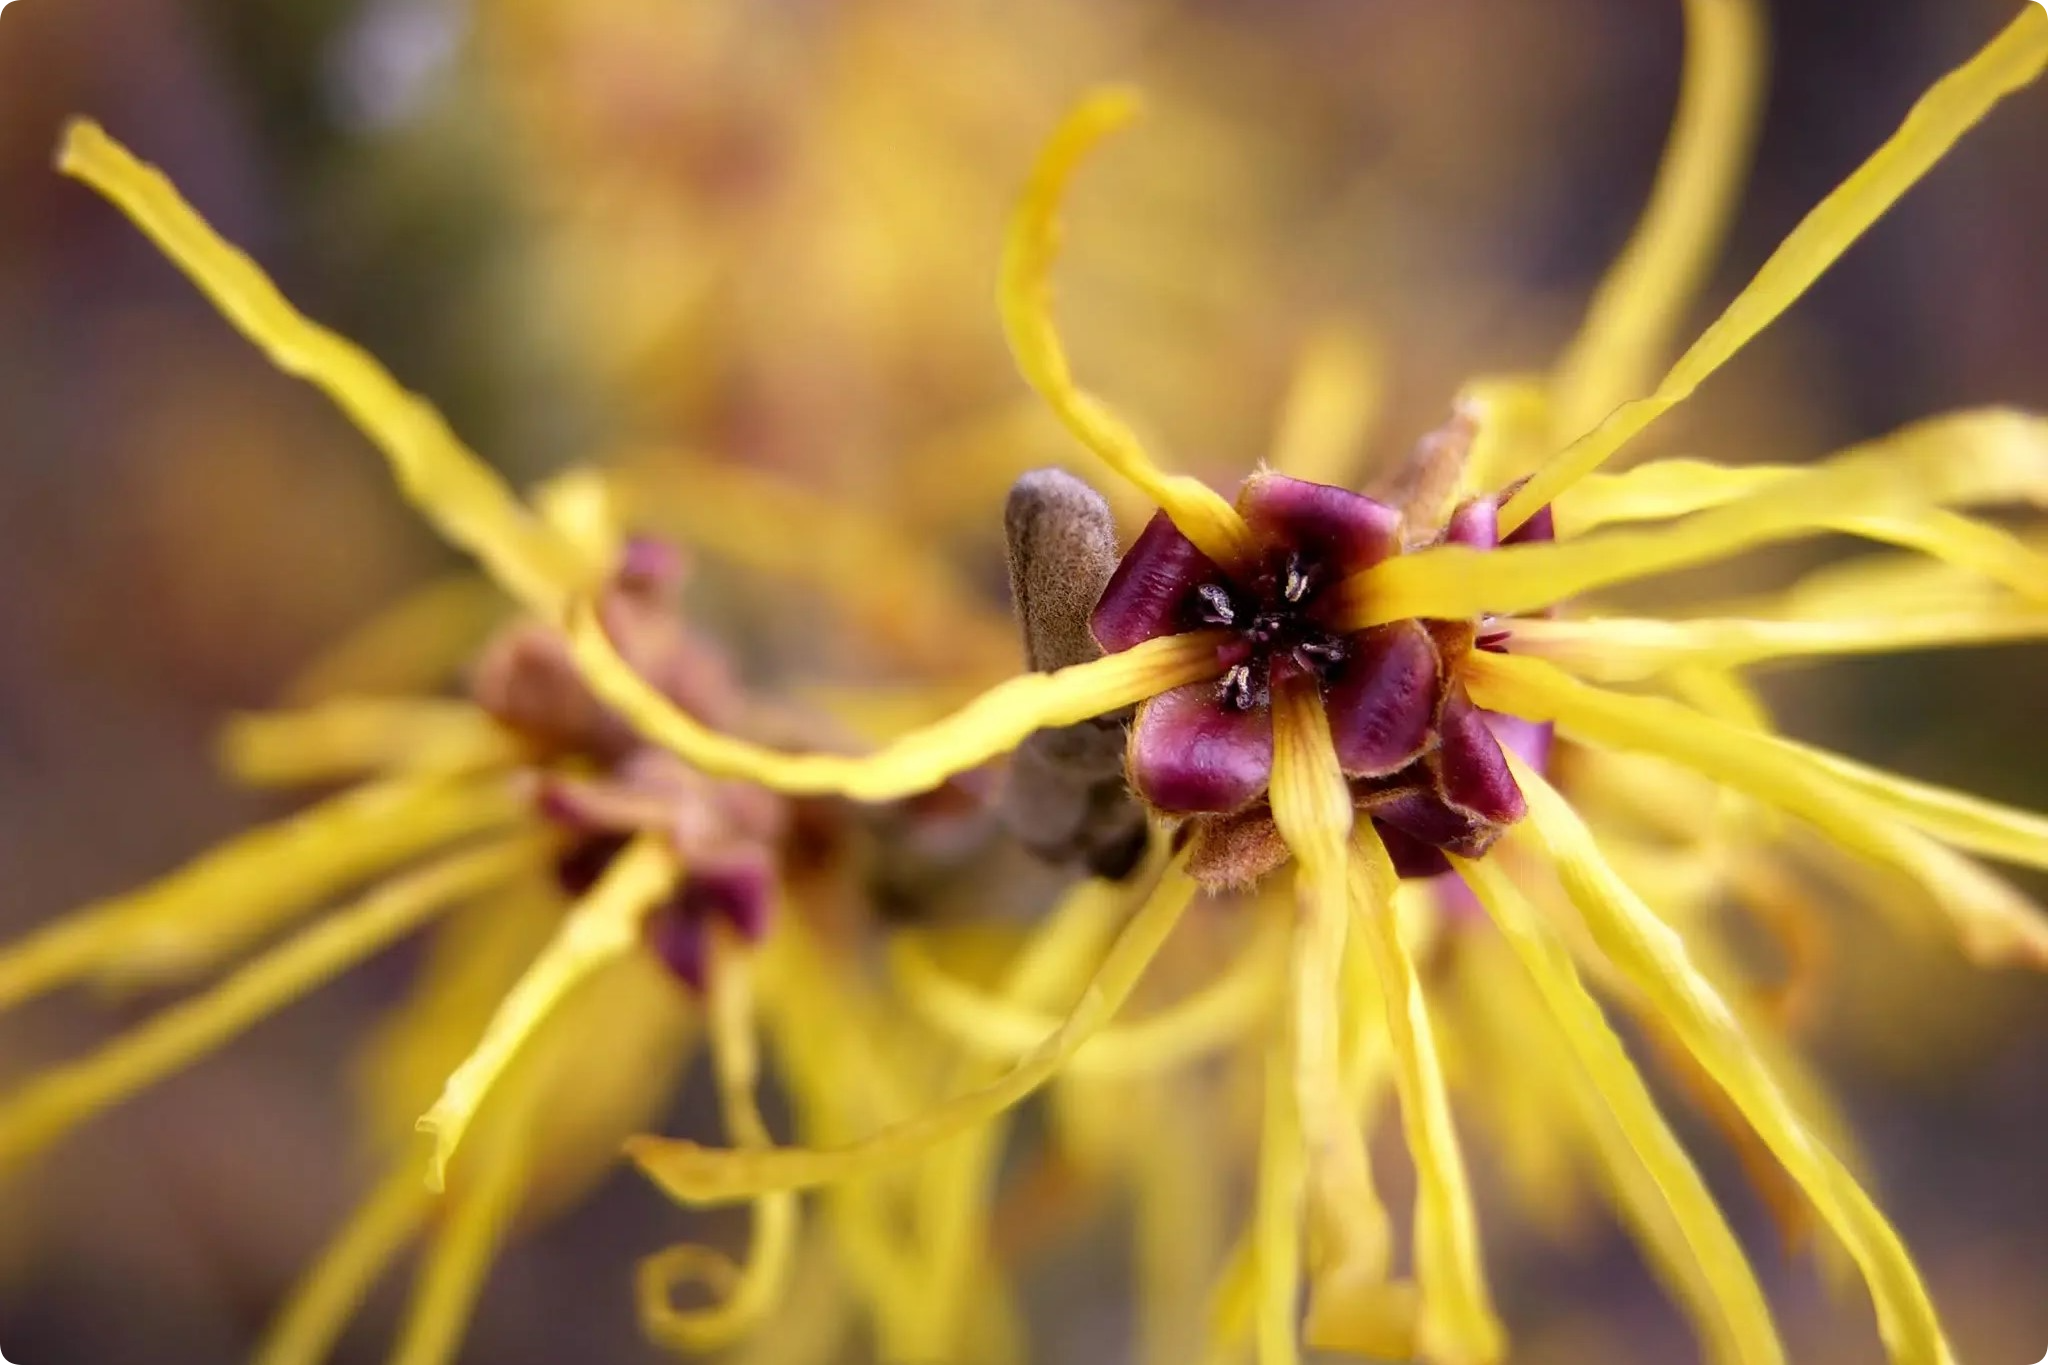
1123;1075;1232;1365
606;457;1020;678
1504;756;1955;1365
221;699;526;788
999;90;1255;567
285;573;510;705
1252;1034;1304;1365
253;1159;432;1365
1267;681;1411;1357
57;122;591;614
419;836;679;1190
354;891;557;1169
1559;457;2048;598
1349;827;1504;1364
1458;377;1554;493
569;606;1223;799
888;903;1281;1077
1509;609;2048;681
1551;0;1766;436
1269;324;1387;488
1502;9;2048;529
639;935;798;1353
626;861;1198;1204
391;1109;537;1365
0;775;521;1011
1347;410;2048;627
1467;652;2048;968
1455;856;1784;1365
530;467;623;572
0;838;543;1176
903;870;1137;1359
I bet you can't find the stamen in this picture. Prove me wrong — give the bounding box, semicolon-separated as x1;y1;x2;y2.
1284;556;1312;604
1197;582;1238;625
1219;663;1258;710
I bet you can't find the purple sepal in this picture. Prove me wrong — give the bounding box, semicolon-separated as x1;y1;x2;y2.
1373;818;1455;879
618;536;688;592
1442;496;1499;549
1502;502;1555;546
1128;682;1274;814
1237;473;1402;577
1482;712;1553;777
1092;512;1219;653
645;852;776;992
1325;621;1440;778
1432;689;1526;825
1367;789;1494;859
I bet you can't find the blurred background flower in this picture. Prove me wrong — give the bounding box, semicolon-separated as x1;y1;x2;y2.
0;0;2044;1362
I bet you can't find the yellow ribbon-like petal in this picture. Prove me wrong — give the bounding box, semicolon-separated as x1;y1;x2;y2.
1455;856;1784;1365
887;908;1281;1077
1346;409;2048;627
0;837;543;1177
253;1159;433;1365
568;604;1222;799
419;836;679;1190
999;90;1255;567
1508;609;2048;682
605;456;1020;678
221;698;526;788
1267;680;1411;1357
1504;756;1955;1365
639;935;798;1352
0;775;520;1010
284;572;510;705
57;121;590;614
626;861;1197;1204
1550;0;1767;436
1503;7;2048;529
1349;826;1504;1364
1269;324;1388;489
1466;651;2048;968
1558;457;2048;599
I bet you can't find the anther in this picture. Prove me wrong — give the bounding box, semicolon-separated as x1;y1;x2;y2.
1218;662;1256;710
1283;555;1311;604
1196;582;1237;626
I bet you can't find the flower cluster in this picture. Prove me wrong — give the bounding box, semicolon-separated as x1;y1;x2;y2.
6;5;2048;1365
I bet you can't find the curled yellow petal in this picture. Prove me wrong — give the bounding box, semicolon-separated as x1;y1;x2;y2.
0;775;520;1011
1454;856;1783;1365
1349;827;1504;1364
1466;651;2048;968
1347;409;2048;627
999;90;1255;567
639;935;798;1352
1503;7;2048;529
1508;609;2048;682
419;836;679;1191
0;836;542;1177
221;698;525;788
254;1159;432;1365
888;908;1281;1078
1269;324;1387;488
626;862;1198;1204
1550;0;1767;436
568;602;1222;799
57;121;591;614
1503;755;1954;1365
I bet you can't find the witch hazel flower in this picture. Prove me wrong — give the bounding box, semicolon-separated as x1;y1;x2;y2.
1097;451;1552;885
48;7;2048;1365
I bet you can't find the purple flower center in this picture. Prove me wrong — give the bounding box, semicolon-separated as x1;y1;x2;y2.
1088;470;1552;883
